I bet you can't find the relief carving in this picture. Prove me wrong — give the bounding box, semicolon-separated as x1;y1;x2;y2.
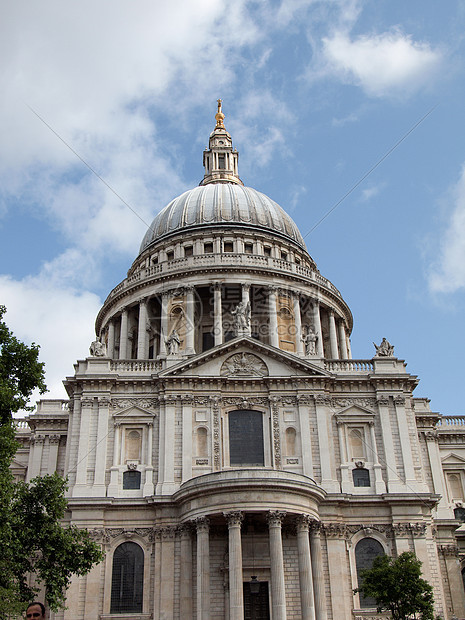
221;353;268;377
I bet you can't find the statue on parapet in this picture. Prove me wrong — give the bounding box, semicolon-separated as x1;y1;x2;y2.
231;300;250;334
373;337;394;357
302;326;318;356
166;329;181;355
89;336;107;357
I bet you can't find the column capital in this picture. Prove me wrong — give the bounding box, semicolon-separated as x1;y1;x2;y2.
267;510;286;527
213;281;222;291
195;517;210;533
295;514;312;532
224;511;244;527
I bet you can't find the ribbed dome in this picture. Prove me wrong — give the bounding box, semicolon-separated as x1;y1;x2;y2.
139;183;306;254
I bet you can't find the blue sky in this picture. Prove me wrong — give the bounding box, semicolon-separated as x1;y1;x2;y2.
1;0;465;414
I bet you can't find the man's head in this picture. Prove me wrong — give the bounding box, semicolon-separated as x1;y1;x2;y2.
26;602;46;619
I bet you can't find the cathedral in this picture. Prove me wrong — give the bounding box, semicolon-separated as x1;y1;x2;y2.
13;102;465;619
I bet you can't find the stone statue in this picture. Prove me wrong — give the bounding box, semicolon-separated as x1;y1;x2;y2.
373;337;394;357
302;326;318;356
231;300;250;334
166;329;181;355
89;336;107;357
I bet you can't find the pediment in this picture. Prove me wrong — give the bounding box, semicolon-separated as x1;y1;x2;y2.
159;337;332;379
10;457;27;470
441;453;465;465
112;405;155;422
334;404;375;421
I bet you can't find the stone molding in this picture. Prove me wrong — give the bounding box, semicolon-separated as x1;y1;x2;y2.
392;522;426;537
224;511;244;527
110;398;159;411
438;544;459;557
270;398;282;469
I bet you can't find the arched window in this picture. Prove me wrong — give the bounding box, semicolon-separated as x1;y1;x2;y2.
349;429;365;459
197;427;208;457
111;542;144;613
353;468;370;487
286;427;297;456
448;473;463;500
126;430;141;461
123;470;141;490
229;410;264;466
355;538;384;608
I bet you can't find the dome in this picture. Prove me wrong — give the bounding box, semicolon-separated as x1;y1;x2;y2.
139;183;307;254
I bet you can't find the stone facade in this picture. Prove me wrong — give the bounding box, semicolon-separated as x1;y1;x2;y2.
15;103;465;619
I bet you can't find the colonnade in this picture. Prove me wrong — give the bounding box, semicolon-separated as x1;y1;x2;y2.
178;511;327;620
102;282;351;361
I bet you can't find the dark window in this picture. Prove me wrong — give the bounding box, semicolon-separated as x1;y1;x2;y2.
263;246;271;257
123;470;141;490
355;538;384;608
151;256;158;265
111;542;144;613
281;251;287;260
218;154;226;169
243;580;270;619
184;246;193;257
454;507;465;522
244;243;253;254
353;468;370;487
166;251;174;261
229;410;264;466
202;331;215;352
224;241;234;252
204;243;213;253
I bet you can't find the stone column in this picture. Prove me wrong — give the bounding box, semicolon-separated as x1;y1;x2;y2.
296;515;316;620
441;545;465;618
377;396;402;492
119;307;129;359
346;336;352;359
185;286;195;354
267;511;287;620
137;298;148;359
338;321;348;360
214;282;223;346
108;421;121;497
180;524;193;618
242;284;251;337
225;511;244;620
181;397;193;483
143;422;154;496
325;526;351;620
424;430;449;517
310;523;327;620
315;396;339;492
268;287;279;348
27;435;44;480
369;421;386;493
47;435;60;474
294;293;304;355
73;397;93;496
393;396;417;487
159;292;169;356
156;396;176;495
298;396;314;478
160;528;176;619
92;397;109;496
196;517;210;620
328;311;339;359
312;301;324;357
107;320;115;358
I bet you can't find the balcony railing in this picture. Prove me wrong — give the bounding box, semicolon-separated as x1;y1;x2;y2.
105;252;343;303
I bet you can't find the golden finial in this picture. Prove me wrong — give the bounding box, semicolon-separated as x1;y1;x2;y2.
215;98;225;128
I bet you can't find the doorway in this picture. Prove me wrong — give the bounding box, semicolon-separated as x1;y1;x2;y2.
243;581;270;620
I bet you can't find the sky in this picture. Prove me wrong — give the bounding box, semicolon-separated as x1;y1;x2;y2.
1;0;465;415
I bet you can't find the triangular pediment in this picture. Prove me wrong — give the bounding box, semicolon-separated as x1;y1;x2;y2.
334;404;375;421
442;453;465;465
159;337;332;379
112;405;155;421
11;457;27;470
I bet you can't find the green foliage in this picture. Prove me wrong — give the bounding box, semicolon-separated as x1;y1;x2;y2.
355;551;435;620
0;307;103;616
0;305;47;426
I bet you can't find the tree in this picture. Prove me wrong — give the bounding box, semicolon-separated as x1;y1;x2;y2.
355;551;435;620
0;306;103;617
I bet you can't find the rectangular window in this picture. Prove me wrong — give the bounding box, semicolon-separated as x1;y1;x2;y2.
218;154;226;169
244;243;253;254
166;251;174;261
263;246;271;257
224;241;234;252
202;331;215;352
184;246;193;257
204;243;213;253
229;410;264;466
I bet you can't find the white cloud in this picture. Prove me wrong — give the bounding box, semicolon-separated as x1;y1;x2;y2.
321;29;442;97
0;274;102;401
428;165;465;294
360;184;384;202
